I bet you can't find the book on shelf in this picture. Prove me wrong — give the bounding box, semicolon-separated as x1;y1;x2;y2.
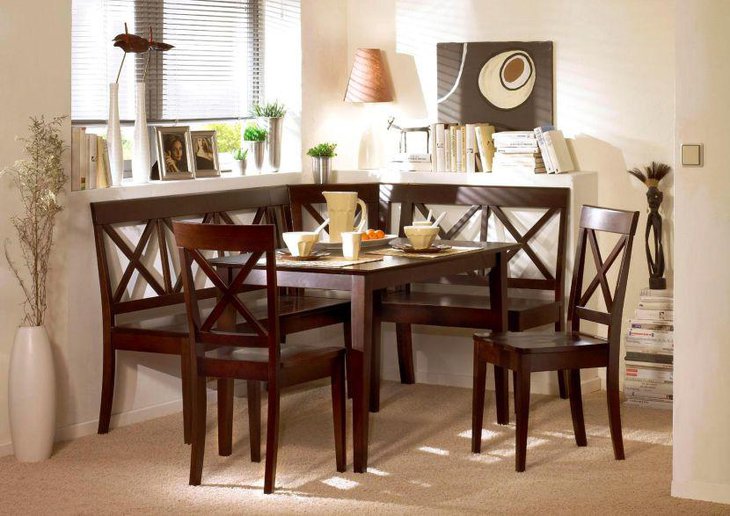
625;361;673;382
71;127;85;191
641;287;673;298
386;160;434;172
629;320;674;332
474;123;495;172
533;125;555;172
625;351;673;364
624;397;673;410
465;124;476;173
434;123;446;172
542;130;575;173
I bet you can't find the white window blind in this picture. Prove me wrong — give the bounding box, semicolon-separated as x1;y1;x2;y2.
72;0;265;123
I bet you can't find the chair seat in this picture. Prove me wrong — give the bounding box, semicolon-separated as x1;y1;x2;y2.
210;344;344;364
381;290;560;330
474;331;607;354
115;294;350;336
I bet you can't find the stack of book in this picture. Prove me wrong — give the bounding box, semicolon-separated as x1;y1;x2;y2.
387;152;432;172
533;127;576;174
71;127;112;191
492;131;546;173
623;288;674;410
430;123;495;173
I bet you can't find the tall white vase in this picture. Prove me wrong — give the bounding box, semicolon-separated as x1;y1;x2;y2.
8;326;56;462
107;83;124;186
132;82;150;183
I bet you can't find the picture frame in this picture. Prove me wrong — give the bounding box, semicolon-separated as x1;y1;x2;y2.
190;130;221;178
155;126;195;180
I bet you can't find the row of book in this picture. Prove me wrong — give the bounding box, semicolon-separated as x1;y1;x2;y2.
71;128;112;191
624;288;673;410
390;123;576;174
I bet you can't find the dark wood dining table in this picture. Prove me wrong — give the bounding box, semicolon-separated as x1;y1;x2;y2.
212;239;519;473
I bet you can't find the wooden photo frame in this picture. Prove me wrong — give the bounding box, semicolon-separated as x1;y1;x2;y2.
155;126;195;180
190;130;221;178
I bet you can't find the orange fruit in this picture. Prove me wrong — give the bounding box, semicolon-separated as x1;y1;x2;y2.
367;228;377;236
361;233;370;241
374;229;385;239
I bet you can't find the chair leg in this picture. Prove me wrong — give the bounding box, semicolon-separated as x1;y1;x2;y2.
343;321;354;399
494;365;509;425
568;369;587;446
331;356;347;472
606;368;625;460
370;303;382;413
471;343;487;453
514;368;531;472
98;342;115;434
189;375;208;486
557;370;569;399
395;323;416;384
217;378;234;456
180;346;192;444
247;380;261;463
263;381;281;494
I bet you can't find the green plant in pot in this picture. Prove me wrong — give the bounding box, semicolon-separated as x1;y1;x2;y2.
232;147;248;175
307;142;337;184
243;123;267;174
251;100;286;172
1;115;66;462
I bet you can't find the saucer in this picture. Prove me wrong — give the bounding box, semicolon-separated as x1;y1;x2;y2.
391;243;452;254
277;250;330;261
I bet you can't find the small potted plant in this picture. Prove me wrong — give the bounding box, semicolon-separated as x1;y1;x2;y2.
251;100;286;172
307;142;337;184
232;148;248;175
243;123;267;173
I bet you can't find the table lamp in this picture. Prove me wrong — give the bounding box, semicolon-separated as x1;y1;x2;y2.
344;48;393;169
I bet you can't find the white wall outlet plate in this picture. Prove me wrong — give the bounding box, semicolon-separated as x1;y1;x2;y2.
681;144;703;166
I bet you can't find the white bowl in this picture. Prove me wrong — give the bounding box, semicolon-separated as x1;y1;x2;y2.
282;231;319;257
404;225;439;250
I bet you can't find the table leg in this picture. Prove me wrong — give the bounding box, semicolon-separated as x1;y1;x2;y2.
488;250;509;332
351;276;373;473
370;290;383;413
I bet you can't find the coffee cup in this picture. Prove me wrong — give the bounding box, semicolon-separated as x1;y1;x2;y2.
341;231;363;260
404;225;439;250
282;231;319;257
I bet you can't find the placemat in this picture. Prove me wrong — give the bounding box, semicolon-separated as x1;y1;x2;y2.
257;254;384;268
366;246;480;259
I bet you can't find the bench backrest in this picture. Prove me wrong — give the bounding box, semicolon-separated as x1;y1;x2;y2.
380;183;570;296
90;186;291;323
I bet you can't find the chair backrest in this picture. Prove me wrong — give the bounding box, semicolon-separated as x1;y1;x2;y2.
287;183;382;233
90;186;291;322
567;205;639;345
173;222;280;364
380;183;570;296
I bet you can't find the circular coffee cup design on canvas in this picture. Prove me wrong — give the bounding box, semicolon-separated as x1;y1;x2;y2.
478;50;536;109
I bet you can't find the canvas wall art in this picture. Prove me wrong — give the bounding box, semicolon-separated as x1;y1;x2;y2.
437;41;553;130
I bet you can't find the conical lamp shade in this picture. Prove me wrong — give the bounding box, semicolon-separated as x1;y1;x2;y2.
344;48;393;103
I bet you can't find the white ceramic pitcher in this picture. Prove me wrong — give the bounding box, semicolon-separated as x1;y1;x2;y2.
322;191;368;243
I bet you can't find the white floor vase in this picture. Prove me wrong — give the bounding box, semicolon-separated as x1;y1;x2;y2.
8;326;56;462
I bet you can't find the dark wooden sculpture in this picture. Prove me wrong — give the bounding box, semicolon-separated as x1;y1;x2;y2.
627;162;671;289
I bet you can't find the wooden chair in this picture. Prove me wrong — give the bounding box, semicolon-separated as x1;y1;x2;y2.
471;205;639;471
379;184;571;398
174;221;347;494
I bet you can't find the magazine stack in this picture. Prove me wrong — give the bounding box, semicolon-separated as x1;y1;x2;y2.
623;288;673;410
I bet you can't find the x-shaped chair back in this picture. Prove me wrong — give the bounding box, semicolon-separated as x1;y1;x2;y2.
174;222;280;363
383;183;569;293
568;205;640;348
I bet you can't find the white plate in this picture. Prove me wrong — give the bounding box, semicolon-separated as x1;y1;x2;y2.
314;234;398;250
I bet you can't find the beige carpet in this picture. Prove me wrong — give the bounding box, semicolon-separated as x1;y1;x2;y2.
0;382;727;514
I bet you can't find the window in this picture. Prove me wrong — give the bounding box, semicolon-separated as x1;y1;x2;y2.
72;0;264;123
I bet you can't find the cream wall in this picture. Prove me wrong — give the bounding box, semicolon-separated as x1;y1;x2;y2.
337;0;675;388
672;0;730;505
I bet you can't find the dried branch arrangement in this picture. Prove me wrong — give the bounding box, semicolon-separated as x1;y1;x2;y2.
627;161;672;188
1;116;67;326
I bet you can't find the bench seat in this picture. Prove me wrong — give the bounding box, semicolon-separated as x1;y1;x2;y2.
381;291;561;332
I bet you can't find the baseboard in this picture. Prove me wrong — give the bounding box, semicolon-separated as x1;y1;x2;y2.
382;368;602;395
0;390;217;459
672;479;730;505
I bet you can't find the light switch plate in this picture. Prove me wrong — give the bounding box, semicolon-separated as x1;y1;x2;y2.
681;144;703;166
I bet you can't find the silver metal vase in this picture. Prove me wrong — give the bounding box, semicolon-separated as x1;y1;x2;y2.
312;156;331;184
265;117;283;172
249;141;265;173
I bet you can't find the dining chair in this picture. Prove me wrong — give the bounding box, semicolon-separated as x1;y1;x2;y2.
173;221;347;494
471;205;639;471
